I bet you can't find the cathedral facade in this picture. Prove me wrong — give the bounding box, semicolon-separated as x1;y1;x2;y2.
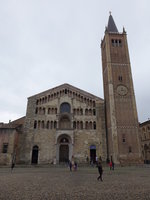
0;14;142;165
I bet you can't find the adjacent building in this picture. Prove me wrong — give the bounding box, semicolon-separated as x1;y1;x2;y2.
139;120;150;163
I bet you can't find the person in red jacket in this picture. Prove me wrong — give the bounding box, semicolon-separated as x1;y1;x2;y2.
109;161;112;170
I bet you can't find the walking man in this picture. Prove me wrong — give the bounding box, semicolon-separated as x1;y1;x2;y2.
97;161;103;181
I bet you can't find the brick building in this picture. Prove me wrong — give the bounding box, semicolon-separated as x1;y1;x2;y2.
0;14;142;165
139;120;150;163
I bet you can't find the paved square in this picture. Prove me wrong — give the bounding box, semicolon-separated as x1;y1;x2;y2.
0;165;150;200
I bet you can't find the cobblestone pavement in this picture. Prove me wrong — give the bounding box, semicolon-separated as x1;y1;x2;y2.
0;165;150;200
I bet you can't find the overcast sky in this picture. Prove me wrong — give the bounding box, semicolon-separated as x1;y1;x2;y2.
0;0;150;123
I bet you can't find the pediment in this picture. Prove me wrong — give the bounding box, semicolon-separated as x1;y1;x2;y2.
29;83;104;104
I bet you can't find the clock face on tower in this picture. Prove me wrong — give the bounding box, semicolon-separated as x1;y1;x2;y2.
117;85;128;96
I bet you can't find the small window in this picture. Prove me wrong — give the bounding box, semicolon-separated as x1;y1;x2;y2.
93;122;96;130
93;109;96;116
41;121;45;129
118;76;122;82
2;143;8;153
119;40;122;47
54;121;57;129
112;39;115;46
36;100;39;105
122;138;126;143
34;121;37;129
129;146;132;153
73;121;76;129
122;134;126;143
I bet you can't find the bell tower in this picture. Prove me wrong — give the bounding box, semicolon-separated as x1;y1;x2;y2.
101;13;141;164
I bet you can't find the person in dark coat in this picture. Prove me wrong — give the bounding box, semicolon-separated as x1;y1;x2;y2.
11;161;15;172
69;160;72;171
97;161;103;181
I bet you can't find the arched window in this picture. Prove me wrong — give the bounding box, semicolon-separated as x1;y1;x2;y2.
93;121;96;130
39;107;42;114
54;121;57;129
122;134;126;143
44;97;47;103
51;121;53;129
48;95;50;101
52;108;54;114
48;108;50;114
129;146;132;153
85;121;88;129
85;109;88;115
43;108;45;114
73;121;76;129
34;121;37;129
80;121;83;130
89;121;92;129
73;109;76;115
89;109;92;115
41;121;45;129
38;121;41;129
77;121;80;129
93;109;96;116
60;102;71;113
46;121;50;129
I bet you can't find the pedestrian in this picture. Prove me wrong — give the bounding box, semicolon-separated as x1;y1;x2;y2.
112;160;115;170
74;161;78;171
97;161;103;181
86;156;89;163
90;157;94;167
69;160;72;171
109;161;112;170
99;156;102;162
11;161;15;172
96;156;98;165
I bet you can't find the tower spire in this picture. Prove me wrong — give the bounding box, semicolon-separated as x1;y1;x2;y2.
107;12;118;33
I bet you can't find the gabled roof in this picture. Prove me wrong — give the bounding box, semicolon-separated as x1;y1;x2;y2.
139;119;150;127
0;117;25;129
107;14;118;33
29;83;104;102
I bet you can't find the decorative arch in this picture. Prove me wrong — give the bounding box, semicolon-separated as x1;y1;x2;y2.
57;134;72;163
